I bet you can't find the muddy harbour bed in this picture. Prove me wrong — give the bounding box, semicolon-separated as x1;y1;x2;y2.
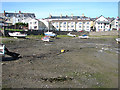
1;36;119;88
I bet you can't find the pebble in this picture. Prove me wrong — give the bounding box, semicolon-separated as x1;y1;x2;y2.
97;82;99;85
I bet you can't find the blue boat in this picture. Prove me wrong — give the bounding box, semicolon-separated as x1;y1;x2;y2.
44;32;57;37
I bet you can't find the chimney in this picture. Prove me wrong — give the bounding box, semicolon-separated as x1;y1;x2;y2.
82;13;84;17
49;14;52;18
71;13;73;17
19;11;21;14
4;10;5;16
60;14;62;18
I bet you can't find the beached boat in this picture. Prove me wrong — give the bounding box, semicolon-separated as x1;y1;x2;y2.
44;32;56;37
67;33;76;37
41;36;50;42
0;44;5;56
116;38;120;43
8;32;27;38
78;34;89;39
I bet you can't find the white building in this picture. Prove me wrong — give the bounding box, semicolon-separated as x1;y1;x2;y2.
111;17;120;31
28;19;47;30
44;14;91;32
94;15;110;32
2;10;36;25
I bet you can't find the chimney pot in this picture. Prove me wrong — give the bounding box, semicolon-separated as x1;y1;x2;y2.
19;11;21;14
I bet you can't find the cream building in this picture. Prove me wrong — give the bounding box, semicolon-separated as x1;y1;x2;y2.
44;14;91;32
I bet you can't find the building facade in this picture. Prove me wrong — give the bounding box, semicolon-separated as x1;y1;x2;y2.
1;10;36;25
94;15;111;32
111;17;120;31
28;19;47;30
44;14;92;32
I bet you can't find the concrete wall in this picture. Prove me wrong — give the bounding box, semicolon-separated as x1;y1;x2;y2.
89;31;119;36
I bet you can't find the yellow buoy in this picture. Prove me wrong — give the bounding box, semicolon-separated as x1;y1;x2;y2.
61;49;65;53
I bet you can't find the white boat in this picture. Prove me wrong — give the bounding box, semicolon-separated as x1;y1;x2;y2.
78;35;89;39
41;36;50;42
0;44;5;56
8;32;27;38
44;32;57;37
67;33;76;37
116;38;120;43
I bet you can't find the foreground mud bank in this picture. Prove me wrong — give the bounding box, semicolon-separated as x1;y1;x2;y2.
2;37;118;88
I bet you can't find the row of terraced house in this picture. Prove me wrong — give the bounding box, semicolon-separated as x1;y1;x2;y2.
0;10;120;32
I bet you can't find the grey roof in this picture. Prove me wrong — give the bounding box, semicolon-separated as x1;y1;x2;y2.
4;12;36;18
96;21;109;23
45;16;89;19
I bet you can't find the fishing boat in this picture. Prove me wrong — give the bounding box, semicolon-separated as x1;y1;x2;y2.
44;31;57;37
8;32;27;38
41;36;50;42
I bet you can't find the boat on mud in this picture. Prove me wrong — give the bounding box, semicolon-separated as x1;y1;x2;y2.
44;32;57;37
67;32;76;37
41;36;50;42
8;32;27;38
116;38;120;43
78;34;89;39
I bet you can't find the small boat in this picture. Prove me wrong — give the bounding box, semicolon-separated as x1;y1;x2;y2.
0;44;5;56
67;33;76;37
44;32;57;37
41;36;50;42
8;32;27;38
78;34;89;39
116;38;120;43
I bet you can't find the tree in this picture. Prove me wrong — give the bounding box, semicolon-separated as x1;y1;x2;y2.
15;23;28;29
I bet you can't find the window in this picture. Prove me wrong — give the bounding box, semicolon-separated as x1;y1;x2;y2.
79;26;81;28
87;22;89;24
83;22;85;24
101;26;102;28
79;22;82;24
35;22;37;24
71;25;74;28
34;26;37;29
64;22;66;24
56;26;58;28
71;22;74;24
30;22;32;24
87;26;89;28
